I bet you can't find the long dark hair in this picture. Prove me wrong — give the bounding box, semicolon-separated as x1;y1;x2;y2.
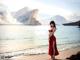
50;21;56;28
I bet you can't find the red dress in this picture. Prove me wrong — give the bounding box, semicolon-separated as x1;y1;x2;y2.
48;30;59;56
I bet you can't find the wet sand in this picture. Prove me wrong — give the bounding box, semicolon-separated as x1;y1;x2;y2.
7;46;80;60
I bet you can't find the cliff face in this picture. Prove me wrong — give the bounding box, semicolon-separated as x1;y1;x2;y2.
26;9;41;25
12;7;41;25
26;18;41;25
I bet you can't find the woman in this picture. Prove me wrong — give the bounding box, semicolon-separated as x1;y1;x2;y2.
48;21;59;60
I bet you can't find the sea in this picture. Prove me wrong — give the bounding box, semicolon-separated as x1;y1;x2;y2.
0;25;80;58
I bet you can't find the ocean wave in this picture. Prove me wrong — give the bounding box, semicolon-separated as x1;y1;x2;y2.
0;42;80;60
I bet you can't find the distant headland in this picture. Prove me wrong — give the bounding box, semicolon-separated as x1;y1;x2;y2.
63;20;80;28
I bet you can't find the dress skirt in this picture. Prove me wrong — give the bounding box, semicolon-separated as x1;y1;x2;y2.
48;35;59;56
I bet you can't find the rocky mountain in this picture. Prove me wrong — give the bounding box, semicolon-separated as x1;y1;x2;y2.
12;7;29;23
0;4;41;25
51;15;68;25
63;20;80;26
12;7;41;25
63;14;80;27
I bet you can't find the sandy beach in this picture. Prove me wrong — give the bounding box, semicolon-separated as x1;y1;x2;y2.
6;46;79;60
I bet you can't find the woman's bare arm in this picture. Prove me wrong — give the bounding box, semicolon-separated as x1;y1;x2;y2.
49;27;56;37
49;32;53;37
53;27;56;33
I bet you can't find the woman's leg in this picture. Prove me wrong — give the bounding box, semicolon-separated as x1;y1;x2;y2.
51;55;53;60
53;55;55;60
51;42;55;60
51;55;55;60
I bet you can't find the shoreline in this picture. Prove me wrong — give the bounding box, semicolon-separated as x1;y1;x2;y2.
0;45;80;55
1;46;79;60
12;46;80;60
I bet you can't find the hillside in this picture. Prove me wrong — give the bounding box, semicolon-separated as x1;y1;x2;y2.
63;20;80;27
51;15;68;25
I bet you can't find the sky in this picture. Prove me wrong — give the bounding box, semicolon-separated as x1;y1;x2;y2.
0;0;80;22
